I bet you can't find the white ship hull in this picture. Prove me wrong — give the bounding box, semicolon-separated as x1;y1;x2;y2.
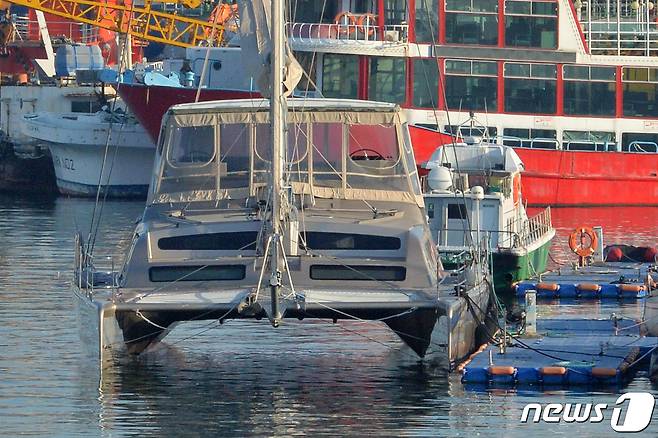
22;111;156;197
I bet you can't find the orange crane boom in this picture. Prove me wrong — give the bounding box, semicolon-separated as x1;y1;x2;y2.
0;0;225;48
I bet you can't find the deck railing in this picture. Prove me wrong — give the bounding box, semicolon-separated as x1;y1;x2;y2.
288;22;408;44
577;0;658;56
435;206;553;250
10;16;93;43
518;206;553;248
74;233;118;295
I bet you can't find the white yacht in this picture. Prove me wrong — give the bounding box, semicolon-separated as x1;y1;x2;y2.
73;98;492;368
22;108;155;198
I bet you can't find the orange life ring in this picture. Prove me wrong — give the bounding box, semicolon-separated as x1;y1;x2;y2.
334;12;356;34
568;226;598;258
512;173;521;205
357;13;377;36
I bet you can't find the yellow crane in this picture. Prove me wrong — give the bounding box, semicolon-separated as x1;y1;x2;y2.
0;0;228;48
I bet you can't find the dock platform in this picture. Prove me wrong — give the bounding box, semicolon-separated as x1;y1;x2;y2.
515;262;656;300
462;318;657;388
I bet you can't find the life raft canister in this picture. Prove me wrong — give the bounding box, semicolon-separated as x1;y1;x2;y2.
568;226;599;258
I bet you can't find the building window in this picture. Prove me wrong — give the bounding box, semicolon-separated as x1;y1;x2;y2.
502;128;557;149
621;133;658;152
563;65;616;116
504;62;557;114
445;0;498;45
322;54;359;99
445;59;498;111
622;67;658;117
368;57;407;103
415;0;438;43
504;0;557;48
563;131;615;151
412;59;439;108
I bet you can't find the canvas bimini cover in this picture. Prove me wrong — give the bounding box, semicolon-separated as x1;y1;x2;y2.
151;99;424;206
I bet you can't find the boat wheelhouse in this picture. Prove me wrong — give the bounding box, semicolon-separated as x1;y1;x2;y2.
74;98;492;368
422;135;555;291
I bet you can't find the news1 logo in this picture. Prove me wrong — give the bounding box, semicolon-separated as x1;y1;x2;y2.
520;392;655;432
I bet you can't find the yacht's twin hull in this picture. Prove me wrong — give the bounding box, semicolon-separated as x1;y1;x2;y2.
74;283;491;370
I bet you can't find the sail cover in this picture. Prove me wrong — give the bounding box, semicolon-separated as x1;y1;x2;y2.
238;0;303;97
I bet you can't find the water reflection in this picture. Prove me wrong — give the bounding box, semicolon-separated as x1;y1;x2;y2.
1;195;657;437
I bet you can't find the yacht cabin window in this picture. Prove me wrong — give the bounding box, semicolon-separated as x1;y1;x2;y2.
155;113;421;202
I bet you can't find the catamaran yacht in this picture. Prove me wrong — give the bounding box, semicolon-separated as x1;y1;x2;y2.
74;98;492;369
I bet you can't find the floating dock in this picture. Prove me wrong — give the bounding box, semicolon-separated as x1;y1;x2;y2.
462;318;656;388
515;262;656;300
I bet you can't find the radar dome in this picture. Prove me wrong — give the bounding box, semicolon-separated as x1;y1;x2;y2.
428;166;453;191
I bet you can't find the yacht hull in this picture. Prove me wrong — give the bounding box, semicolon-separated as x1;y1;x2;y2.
75;284;492;370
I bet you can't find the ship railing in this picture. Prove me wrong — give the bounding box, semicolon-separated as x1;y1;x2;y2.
564;140;615;152
74;232;119;296
627;141;658;153
578;1;658;56
499;136;559;150
10;16;89;44
288;22;408;44
516;207;553;249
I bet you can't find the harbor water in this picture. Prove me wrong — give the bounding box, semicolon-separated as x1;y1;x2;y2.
1;194;657;437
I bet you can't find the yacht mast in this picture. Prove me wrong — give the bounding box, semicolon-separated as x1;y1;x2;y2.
269;0;286;326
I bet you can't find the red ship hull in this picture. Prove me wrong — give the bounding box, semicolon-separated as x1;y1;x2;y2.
515;148;658;207
120;83;658;207
118;84;258;142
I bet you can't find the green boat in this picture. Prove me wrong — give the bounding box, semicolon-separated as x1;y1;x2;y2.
422;134;555;293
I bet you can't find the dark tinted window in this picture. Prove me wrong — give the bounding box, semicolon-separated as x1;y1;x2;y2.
504;78;556;113
149;265;246;282
413;59;439;108
368;57;407;104
621;133;658;152
445;13;498;45
310;265;406;281
563;81;616;116
445;75;497;111
447;203;467;219
415;0;438;42
302;232;401;250
322;54;359;99
158;232;258;250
